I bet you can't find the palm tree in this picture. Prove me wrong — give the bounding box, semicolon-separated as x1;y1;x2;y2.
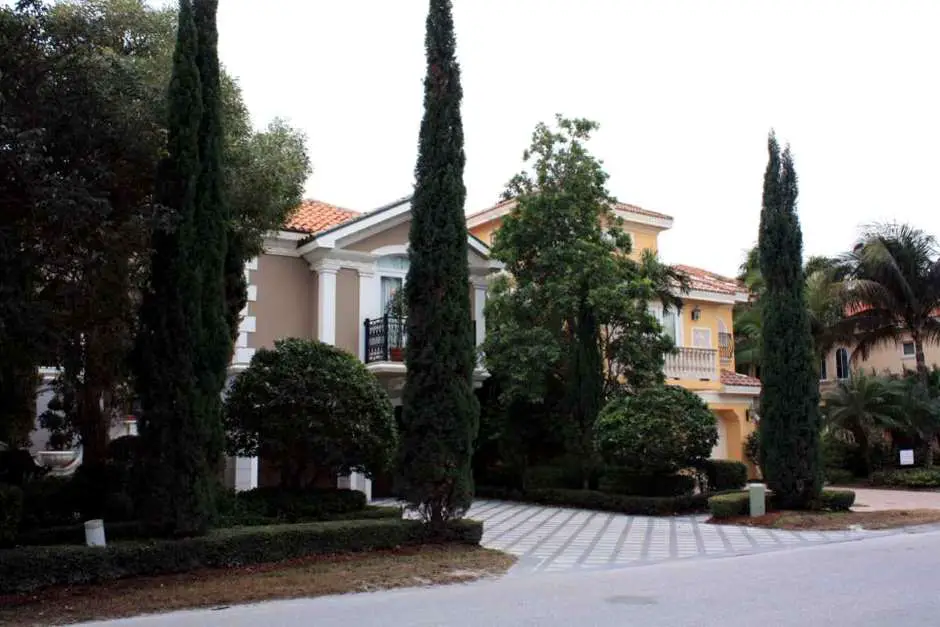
822;370;906;475
837;223;940;382
733;246;846;375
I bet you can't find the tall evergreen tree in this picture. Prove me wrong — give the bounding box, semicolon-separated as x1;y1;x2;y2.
133;0;211;536
757;132;822;509
192;0;228;477
398;0;479;528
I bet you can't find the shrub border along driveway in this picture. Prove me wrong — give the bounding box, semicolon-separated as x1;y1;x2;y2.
0;518;482;594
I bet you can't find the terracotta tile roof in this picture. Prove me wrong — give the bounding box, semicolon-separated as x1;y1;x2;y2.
284;200;359;234
612;202;672;221
674;265;745;296
720;369;761;387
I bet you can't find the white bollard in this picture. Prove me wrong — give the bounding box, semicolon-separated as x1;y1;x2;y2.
748;483;767;517
84;519;107;547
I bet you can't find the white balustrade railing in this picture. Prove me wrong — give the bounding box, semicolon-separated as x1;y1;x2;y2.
664;347;718;381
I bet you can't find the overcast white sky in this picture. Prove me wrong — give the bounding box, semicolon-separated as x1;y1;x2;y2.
170;2;940;275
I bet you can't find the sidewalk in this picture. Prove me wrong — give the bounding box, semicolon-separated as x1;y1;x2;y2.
842;487;940;512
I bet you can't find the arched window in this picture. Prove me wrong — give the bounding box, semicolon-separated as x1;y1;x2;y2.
836;348;850;380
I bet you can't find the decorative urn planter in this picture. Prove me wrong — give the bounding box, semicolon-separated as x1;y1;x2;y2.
36;449;79;469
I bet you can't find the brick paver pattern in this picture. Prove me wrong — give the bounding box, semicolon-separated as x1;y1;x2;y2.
376;498;880;574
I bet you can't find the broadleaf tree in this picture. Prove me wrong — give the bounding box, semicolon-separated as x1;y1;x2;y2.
397;0;480;529
484;116;681;487
757;132;822;509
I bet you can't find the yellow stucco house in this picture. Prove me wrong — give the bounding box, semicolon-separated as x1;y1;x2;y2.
466;199;761;465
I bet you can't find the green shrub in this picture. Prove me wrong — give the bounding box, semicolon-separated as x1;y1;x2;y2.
599;468;695;497
474;465;522;491
870;468;940;489
595;386;718;475
815;489;855;511
701;460;748;492
744;431;760;468
19;477;81;529
707;492;754;519
235;487;367;522
224;339;397;489
824;468;855;485
0;518;482;594
0;450;46;486
475;486;726;516
524;465;583;490
0;485;23;547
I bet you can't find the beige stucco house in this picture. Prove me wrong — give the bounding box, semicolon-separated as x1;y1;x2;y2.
226;196;501;498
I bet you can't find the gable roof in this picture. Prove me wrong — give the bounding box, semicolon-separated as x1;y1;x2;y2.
465;198;674;229
720;369;761;388
284;200;359;234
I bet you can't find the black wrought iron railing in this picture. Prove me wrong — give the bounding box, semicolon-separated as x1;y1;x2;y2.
364;316;407;363
364;317;480;364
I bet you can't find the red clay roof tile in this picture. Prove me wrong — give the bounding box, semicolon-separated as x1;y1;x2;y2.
284;200;359;234
720;369;761;387
674;265;745;296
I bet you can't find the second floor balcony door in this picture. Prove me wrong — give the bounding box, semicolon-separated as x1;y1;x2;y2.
381;276;402;315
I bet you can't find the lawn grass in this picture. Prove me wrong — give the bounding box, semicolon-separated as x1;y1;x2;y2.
0;545;515;626
709;509;940;531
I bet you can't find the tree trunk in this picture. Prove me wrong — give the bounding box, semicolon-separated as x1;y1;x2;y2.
78;387;109;466
912;331;928;384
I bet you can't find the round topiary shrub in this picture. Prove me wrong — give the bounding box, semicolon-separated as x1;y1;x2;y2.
224;339;397;489
595;385;718;475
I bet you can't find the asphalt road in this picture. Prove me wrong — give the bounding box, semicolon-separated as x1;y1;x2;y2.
85;527;940;627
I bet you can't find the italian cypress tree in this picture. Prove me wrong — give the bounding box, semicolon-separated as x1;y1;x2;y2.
398;0;479;528
757;132;822;509
192;0;228;478
133;0;211;536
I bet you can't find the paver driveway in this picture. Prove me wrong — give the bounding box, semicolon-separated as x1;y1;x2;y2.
376;498;880;574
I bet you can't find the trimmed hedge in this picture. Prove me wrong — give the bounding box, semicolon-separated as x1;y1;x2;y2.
708;488;856;519
599;468;695;497
824;468;855;486
0;518;482;594
870;468;940;489
233;487;367;522
0;485;23;547
701;460;747;492
476;486;727;516
16;506;402;548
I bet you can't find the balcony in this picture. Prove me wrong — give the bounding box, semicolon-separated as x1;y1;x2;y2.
364;317;482;365
664;347;718;381
364;316;407;364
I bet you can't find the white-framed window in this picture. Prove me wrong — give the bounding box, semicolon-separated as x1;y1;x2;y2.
661;307;680;344
692;328;712;349
836;348;850;380
819;358;828;381
376;255;409;316
902;341;916;358
380;277;403;314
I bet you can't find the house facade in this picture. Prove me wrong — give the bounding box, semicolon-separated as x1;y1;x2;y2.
820;332;940;391
467;200;761;466
226;196;500;497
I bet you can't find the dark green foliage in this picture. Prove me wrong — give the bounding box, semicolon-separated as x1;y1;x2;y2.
0;485;23;547
599;469;696;497
0;449;46;486
707;488;855;519
744;431;761;469
757;132;822;509
225;339;397;489
398;0;479;526
15;520;151;548
701;460;748;492
824;468;855;485
233;488;367;522
707;492;762;519
19;478;81;529
523;465;587;491
870;468;940;489
191;0;228;477
815;489;856;511
0;518;483;594
132;0;212;537
483;117;681;489
595;386;718;475
474;486;721;517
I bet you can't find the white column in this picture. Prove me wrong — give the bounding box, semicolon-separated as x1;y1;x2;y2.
234;456;258;492
358;267;379;361
473;281;487;348
316;265;338;345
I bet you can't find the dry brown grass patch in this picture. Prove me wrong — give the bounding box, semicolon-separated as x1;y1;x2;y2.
709;509;940;531
0;545;516;626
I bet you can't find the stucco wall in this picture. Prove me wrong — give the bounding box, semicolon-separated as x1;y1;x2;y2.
468;220;499;246
251;255;315;349
347;221;411;252
821;333;940;380
335;268;360;356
